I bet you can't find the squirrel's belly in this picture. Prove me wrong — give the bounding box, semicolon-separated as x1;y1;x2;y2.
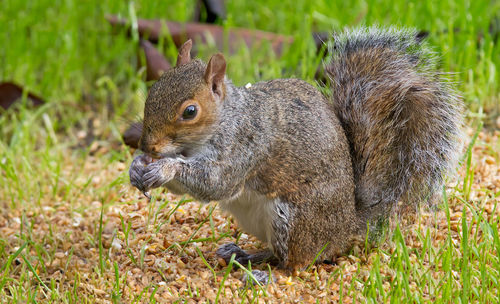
164;180;190;196
219;189;276;246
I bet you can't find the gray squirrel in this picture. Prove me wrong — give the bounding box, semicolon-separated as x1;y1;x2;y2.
129;27;463;272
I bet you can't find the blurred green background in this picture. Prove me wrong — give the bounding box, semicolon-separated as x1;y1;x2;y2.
1;0;498;124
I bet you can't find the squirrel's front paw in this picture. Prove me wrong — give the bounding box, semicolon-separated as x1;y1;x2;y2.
142;158;179;190
129;154;152;192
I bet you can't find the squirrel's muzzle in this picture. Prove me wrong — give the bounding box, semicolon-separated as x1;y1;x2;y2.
140;137;185;160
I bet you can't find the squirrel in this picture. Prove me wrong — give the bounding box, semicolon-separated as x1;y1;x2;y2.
129;27;463;271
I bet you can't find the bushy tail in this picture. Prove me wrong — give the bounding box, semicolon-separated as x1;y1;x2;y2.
324;27;463;223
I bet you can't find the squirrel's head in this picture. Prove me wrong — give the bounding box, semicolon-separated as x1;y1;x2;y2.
140;40;227;159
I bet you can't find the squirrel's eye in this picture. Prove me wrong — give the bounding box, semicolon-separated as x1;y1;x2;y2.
182;105;197;120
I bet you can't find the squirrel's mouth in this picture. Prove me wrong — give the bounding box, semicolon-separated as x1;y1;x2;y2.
147;148;189;160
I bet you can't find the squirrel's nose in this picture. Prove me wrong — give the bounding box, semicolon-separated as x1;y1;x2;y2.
139;138;158;154
150;145;160;153
142;144;159;154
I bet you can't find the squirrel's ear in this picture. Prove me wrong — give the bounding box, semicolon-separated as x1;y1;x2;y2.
176;39;192;67
204;53;226;100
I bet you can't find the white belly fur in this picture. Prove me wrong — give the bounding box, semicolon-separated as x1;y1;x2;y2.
219;189;276;247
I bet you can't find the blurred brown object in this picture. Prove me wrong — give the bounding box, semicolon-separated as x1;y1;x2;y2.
312;32;329;54
0;82;45;111
140;39;171;81
193;0;226;23
107;15;293;57
123;122;143;149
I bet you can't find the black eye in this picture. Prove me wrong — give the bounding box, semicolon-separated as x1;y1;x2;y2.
182;105;197;120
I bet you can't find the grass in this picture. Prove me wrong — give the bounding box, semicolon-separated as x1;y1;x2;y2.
0;0;499;303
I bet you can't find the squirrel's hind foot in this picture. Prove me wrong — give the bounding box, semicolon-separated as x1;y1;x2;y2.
242;269;276;286
216;243;277;266
216;243;277;285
